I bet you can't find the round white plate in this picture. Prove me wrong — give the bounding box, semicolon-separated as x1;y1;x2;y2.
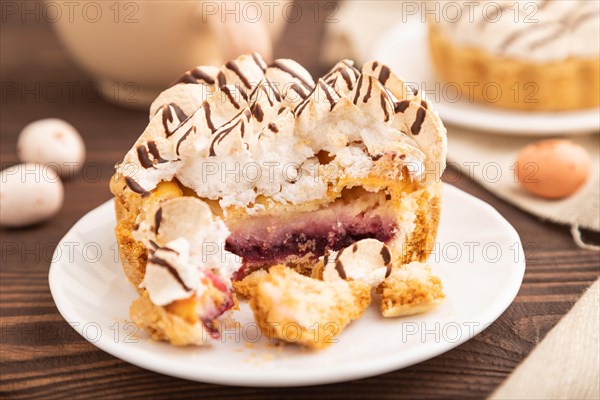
372;21;600;136
49;184;525;387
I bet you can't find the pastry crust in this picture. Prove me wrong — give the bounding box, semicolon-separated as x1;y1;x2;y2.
379;262;445;317
249;265;371;349
428;23;600;111
232;269;269;297
130;292;207;346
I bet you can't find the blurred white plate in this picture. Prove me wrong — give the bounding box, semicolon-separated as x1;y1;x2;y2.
49;184;524;387
372;21;600;136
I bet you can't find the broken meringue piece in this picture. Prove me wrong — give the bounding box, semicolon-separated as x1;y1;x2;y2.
379;261;445;317
322;239;392;287
133;196;241;284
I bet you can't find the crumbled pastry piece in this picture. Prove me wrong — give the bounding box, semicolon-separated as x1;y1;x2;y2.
130;292;208;346
320;238;392;287
379;262;444;317
232;269;268;298
250;265;371;349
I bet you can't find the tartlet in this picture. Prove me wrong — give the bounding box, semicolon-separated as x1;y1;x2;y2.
428;0;600;111
110;53;447;347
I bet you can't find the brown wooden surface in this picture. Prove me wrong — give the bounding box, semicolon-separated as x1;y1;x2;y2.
1;2;599;399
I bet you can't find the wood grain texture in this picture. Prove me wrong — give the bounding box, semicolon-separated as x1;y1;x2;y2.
1;2;599;399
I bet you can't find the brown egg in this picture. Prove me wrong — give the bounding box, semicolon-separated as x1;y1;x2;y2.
515;139;591;199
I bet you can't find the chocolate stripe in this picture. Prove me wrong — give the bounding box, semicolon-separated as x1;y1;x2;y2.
363;78;373;103
270;60;313;90
147;141;168;163
378;65;391;85
571;10;600;30
176;126;195;156
203;102;215;131
251;103;264;122
339;67;353;90
394;100;410;113
335;260;346;280
380;93;390;122
221;86;240;109
381;246;391;265
411;107;427;135
154;207;162;234
209;119;242;156
125;177;149;196
136;145;153;169
266;79;282;102
226;60;252;89
353;75;364;105
172;67;215;86
319;81;336;111
162;104;187;137
252;52;268;71
150;256;192;291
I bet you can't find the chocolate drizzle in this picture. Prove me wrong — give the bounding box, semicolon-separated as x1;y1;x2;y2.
209;118;243;156
335;259;347;280
147;141;168;163
136;145;153;169
265;80;282;102
225;60;252;89
363;78;373;103
570;9;600;30
352;75;364;104
339;67;354;90
221;86;240;109
268;122;279;133
251;102;264;122
270;60;313;90
380;246;391;265
319;80;337;111
252;52;268;71
176;126;195;156
149;255;192;291
125;177;149;196
380;93;390;122
162;104;187;137
394;100;411;113
172;66;215;86
154;207;162;234
411;107;427;135
378;66;391;85
203;102;215;131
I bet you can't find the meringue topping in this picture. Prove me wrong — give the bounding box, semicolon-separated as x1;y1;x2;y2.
117;54;447;211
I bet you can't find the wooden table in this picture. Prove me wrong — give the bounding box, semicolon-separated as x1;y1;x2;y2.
2;3;599;398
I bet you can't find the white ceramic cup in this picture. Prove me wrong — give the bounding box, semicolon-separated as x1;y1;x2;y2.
51;0;286;107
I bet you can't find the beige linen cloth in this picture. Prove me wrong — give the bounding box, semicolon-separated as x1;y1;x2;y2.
323;1;600;398
447;130;600;250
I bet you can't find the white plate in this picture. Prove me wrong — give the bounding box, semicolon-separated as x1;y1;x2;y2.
49;184;525;387
372;21;600;136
